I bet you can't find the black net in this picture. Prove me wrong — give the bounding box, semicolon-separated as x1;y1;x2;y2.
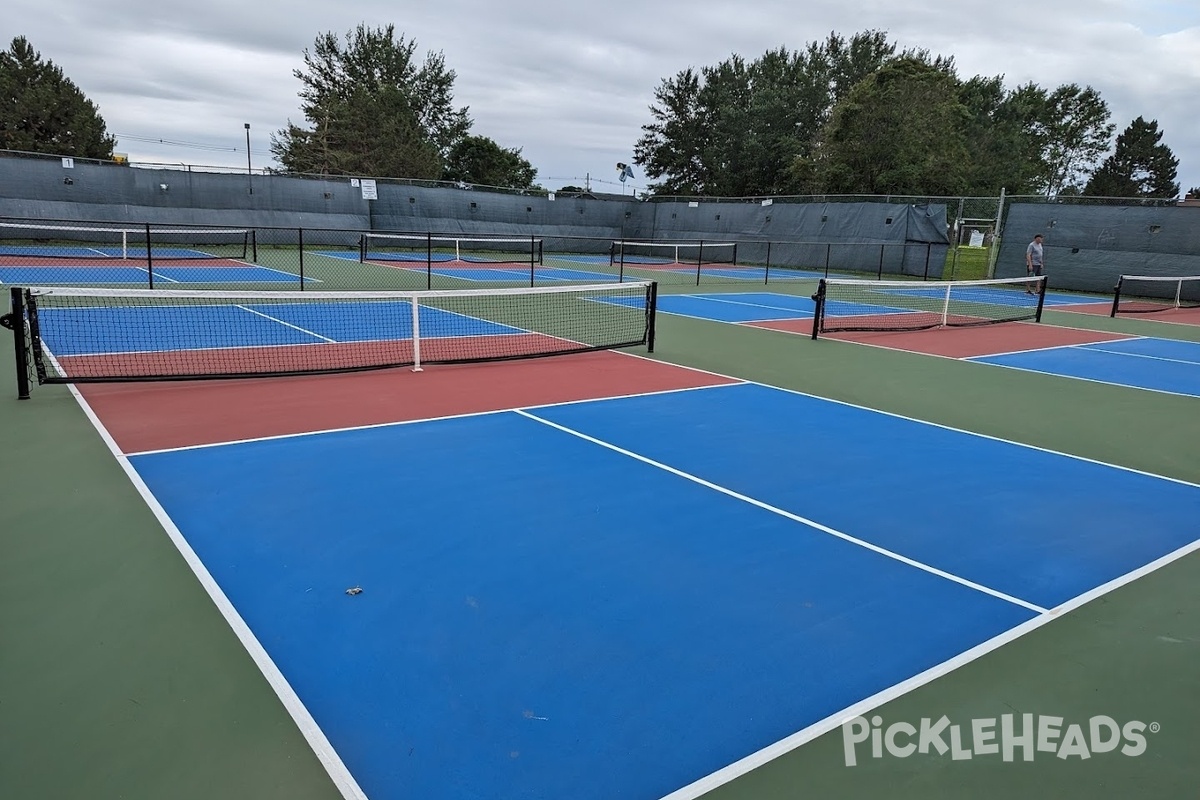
814;276;1046;334
0;222;252;263
17;281;656;383
360;233;543;267
1111;275;1200;315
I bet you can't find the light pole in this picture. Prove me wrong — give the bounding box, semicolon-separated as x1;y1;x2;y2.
244;123;253;194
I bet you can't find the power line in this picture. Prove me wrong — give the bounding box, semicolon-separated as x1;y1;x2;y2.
113;133;272;157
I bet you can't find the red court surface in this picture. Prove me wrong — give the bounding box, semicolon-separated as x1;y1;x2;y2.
78;350;738;454
746;317;1134;358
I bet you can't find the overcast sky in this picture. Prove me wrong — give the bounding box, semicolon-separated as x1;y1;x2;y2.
7;0;1199;196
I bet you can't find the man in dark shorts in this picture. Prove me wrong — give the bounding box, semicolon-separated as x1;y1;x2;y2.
1025;233;1044;293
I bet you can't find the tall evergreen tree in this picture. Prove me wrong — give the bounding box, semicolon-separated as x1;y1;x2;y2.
1085;116;1180;198
0;36;116;158
272;24;471;177
442;135;537;189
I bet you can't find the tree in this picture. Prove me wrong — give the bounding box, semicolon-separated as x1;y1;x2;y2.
956;76;1045;194
272;24;471;177
0;36;115;158
442;135;537;189
1084;116;1180;198
1035;84;1114;196
633;31;896;196
810;57;971;196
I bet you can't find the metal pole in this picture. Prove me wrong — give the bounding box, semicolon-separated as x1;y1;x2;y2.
244;123;253;195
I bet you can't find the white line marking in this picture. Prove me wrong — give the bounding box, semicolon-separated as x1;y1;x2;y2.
514;408;1046;614
232;305;338;343
124;380;746;457
1079;344;1200;367
963;358;1200;401
657;537;1200;800
605;350;1200;490
55;383;371;800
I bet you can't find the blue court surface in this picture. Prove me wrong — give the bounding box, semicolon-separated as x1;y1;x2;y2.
0;245;228;259
124;381;1200;800
33;301;520;356
970;336;1200;399
648;292;900;323
0;266;307;284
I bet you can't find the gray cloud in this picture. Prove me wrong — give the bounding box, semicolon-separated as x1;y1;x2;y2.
6;0;1199;193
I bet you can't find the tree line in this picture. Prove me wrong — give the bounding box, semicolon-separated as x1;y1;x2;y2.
0;28;1189;199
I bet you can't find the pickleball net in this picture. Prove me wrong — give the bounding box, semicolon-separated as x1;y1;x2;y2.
360;233;543;266
811;275;1046;337
6;281;657;396
1110;275;1200;316
0;222;255;262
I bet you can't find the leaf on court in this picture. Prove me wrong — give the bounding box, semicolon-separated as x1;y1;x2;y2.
345;586;363;596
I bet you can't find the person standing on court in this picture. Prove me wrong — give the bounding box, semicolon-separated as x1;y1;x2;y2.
1025;233;1045;293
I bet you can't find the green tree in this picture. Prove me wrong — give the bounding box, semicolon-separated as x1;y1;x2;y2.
0;36;115;158
442;135;537;189
956;76;1045;194
1084;116;1180;198
272;24;471;177
811;56;971;196
1035;84;1114;196
633;31;896;196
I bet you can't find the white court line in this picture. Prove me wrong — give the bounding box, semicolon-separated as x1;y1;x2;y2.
657;536;1200;800
233;305;337;343
1078;343;1200;367
124;380;746;458
962;358;1200;401
515;408;1046;614
53;381;371;800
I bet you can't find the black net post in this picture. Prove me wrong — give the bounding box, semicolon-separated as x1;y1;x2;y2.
426;233;432;291
922;243;931;281
646;281;658;353
1035;275;1048;322
145;223;154;289
764;242;771;285
298;228;305;291
6;288;30;399
877;245;884;280
618;243;625;283
250;230;258;262
824;243;831;278
1110;277;1123;317
530;234;536;288
810;279;827;340
695;239;704;286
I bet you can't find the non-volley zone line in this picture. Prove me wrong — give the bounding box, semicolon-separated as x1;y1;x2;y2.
119;380;1200;800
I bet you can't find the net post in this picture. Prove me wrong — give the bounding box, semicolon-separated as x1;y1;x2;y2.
410;295;423;372
250;229;258;262
8;288;30;399
297;228;305;291
426;233;432;291
646;281;658;353
529;234;535;288
145;223;154;290
731;243;738;267
1034;275;1047;322
764;242;771;285
824;243;831;278
359;233;367;263
618;242;625;283
696;239;703;286
1110;277;1122;318
877;245;884;281
810;279;826;340
922;243;931;281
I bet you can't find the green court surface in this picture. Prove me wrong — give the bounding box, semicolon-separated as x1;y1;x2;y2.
2;281;1199;799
